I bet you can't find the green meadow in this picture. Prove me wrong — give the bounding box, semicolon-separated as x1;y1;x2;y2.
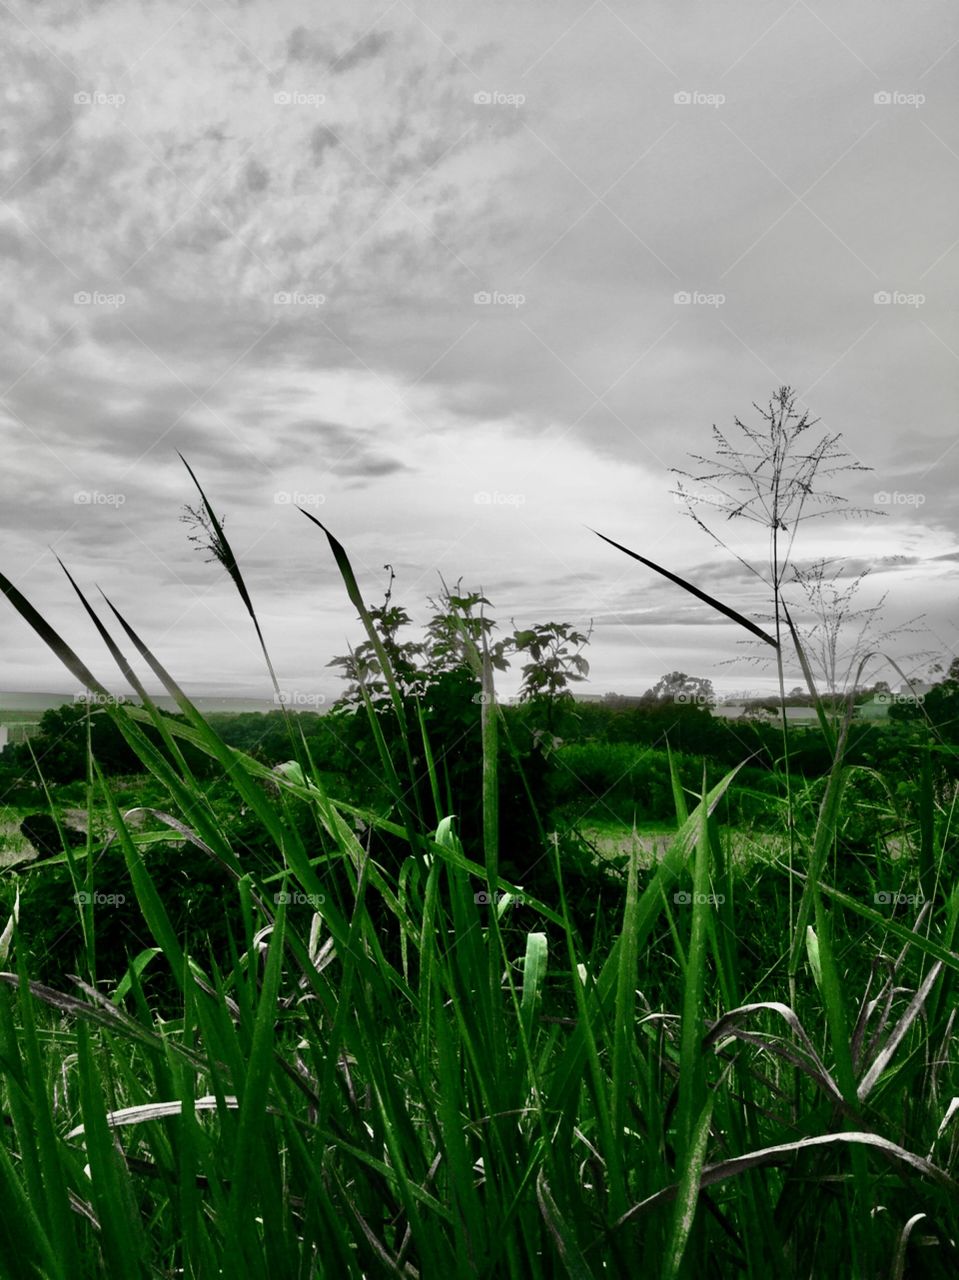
0;401;956;1278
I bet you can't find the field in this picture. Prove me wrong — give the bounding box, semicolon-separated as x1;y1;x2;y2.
0;466;956;1278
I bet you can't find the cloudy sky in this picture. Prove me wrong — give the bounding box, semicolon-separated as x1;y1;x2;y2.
1;0;957;703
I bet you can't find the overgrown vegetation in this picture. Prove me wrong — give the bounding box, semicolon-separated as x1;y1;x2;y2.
0;392;956;1277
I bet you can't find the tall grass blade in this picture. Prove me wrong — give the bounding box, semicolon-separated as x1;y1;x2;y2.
590;529;778;647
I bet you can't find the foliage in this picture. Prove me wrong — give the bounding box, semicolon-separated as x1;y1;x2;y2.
0;458;957;1276
643;670;715;706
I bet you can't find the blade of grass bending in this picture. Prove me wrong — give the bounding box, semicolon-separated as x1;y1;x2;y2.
668;745;689;827
548;767;744;1114
178;454;283;698
0;1110;63;1280
536;1170;593;1280
590;529;778;648
0;566;112;696
551;832;627;1222
227;901;286;1263
780;600;836;754
76;1018;150;1276
298;508;429;843
520;931;548;1045
415;695;443;823
856;960;944;1103
918;746;935;905
480;640;499;887
665;1096;713;1280
787;708;852;979
607;1131;959;1232
0;967;81;1276
0;883;18;966
611;839;640;1149
268;759;567;929
676;773;712;1164
96;591;312;878
55;555;201;779
94;759;187;987
812;881;857;1103
432;994;488;1267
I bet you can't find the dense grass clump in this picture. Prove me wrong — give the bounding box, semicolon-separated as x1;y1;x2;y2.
0;472;957;1278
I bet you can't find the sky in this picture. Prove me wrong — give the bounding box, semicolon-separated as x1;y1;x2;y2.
1;0;957;704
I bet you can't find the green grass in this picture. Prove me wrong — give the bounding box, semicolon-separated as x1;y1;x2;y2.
0;494;956;1277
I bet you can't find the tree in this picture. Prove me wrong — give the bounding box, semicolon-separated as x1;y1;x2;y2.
8;701;136;783
889;658;959;744
424;579;512;678
643;671;715;706
511;619;592;732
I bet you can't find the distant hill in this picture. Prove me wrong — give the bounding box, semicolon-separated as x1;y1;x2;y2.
0;691;280;715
